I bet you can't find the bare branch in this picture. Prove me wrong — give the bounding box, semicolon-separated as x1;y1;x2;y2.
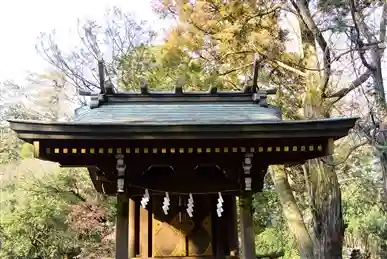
348;0;376;71
218;62;254;76
321;141;368;166
270;60;307;77
36;9;157;93
325;70;372;101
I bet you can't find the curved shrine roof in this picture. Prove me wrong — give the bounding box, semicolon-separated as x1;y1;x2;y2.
7;89;358;142
74;103;282;125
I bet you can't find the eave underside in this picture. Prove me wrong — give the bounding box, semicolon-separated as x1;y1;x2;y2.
8;118;356;195
31;137;331;196
9;117;357;141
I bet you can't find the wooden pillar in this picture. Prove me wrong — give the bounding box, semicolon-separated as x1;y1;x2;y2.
239;192;256;259
226;196;239;257
128;198;136;258
214;196;226;259
116;194;129;259
140;205;149;258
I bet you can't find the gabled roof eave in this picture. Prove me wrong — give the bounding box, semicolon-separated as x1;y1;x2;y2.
8;117;358;143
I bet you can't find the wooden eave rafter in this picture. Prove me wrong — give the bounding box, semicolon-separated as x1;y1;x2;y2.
8;117;357;142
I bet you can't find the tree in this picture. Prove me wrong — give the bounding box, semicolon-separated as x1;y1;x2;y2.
153;0;290;91
0;159;116;259
0;67;115;258
2;1;384;258
153;0;386;258
270;1;386;257
153;0;341;258
339;146;387;258
36;8;158;93
0;71;79;164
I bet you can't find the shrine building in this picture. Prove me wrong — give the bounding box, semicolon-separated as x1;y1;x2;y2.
8;61;357;259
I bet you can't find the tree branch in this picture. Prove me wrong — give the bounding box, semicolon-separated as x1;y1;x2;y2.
271;60;307;77
348;0;376;71
325;70;372;102
321;141;368;166
218;62;253;76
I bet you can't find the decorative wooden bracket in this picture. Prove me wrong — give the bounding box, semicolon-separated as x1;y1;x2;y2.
116;154;126;193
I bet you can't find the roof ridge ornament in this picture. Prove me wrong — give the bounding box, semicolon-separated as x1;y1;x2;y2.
90;95;103;109
98;59;106;94
83;58;277;108
253;89;277;107
249;54;278;107
99;59;117;95
86;59;116;108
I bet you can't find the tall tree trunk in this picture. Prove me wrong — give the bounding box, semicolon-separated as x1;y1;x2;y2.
270;167;314;259
303;159;344;259
295;1;345;257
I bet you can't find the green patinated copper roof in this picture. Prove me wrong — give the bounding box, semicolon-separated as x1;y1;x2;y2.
74;103;282;125
7;89;358;142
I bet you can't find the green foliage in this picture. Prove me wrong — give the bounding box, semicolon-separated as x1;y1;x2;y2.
0;129;23;164
118;45;175;91
252;180;299;258
117;43;226;92
253;187;283;231
0;161;116;259
338;146;387;257
0;188;75;258
19;143;34;159
255;228;299;259
151;0;289;91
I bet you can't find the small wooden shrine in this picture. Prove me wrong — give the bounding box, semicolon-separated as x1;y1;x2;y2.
8;61;357;259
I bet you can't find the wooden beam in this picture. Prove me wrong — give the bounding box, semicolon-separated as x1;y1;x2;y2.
140;205;149;258
116;194;129;259
128;198;136;258
239;193;256;259
214;196;226;259
326;138;334;156
33;141;40;158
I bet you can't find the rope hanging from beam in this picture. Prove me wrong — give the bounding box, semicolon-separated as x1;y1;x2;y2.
127;184;240;195
137;187;229;218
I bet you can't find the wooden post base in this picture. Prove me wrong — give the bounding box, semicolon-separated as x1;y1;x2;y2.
239;193;256;259
116;194;129;259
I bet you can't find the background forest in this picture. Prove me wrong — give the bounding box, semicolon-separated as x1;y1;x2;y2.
0;0;386;258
